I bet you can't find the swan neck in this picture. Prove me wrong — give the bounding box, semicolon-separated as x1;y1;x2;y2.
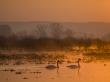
57;61;59;68
78;61;80;67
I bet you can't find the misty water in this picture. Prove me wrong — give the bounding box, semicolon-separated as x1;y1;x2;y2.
0;60;110;82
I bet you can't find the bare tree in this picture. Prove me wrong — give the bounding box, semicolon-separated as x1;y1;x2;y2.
0;25;13;37
64;28;74;39
36;24;47;38
50;23;63;39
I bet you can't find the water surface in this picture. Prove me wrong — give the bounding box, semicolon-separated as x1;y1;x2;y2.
0;62;110;82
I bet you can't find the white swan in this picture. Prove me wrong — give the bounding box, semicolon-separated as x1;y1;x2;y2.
67;58;81;69
46;60;60;69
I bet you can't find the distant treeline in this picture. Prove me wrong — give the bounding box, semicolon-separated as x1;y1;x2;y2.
0;23;110;51
0;35;110;51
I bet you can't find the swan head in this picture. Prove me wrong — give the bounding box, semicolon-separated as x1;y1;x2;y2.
57;60;60;63
78;58;81;62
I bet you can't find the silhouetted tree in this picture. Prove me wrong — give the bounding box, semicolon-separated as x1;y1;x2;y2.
0;25;13;37
36;24;47;38
50;23;63;39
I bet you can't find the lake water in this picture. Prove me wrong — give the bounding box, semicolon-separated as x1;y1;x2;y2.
0;61;110;82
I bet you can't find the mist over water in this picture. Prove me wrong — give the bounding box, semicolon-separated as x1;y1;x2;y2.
0;22;110;39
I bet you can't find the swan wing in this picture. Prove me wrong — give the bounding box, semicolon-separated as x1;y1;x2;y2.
46;65;56;69
67;65;78;69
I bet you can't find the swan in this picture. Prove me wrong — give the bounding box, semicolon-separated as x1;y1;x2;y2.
46;60;60;69
67;58;81;69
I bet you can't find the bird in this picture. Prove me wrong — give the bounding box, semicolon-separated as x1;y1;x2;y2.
46;60;60;69
67;58;81;69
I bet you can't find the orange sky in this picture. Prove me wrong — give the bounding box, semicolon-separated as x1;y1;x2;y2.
0;0;110;22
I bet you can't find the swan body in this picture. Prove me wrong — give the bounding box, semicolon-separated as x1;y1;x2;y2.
46;60;60;69
67;64;80;69
46;65;58;69
67;58;81;69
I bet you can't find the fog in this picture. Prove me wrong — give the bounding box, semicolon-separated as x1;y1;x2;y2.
0;22;110;39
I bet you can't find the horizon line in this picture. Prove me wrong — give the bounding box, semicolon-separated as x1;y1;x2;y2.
0;21;110;24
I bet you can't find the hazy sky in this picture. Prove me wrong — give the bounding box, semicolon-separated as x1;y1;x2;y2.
0;0;110;22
